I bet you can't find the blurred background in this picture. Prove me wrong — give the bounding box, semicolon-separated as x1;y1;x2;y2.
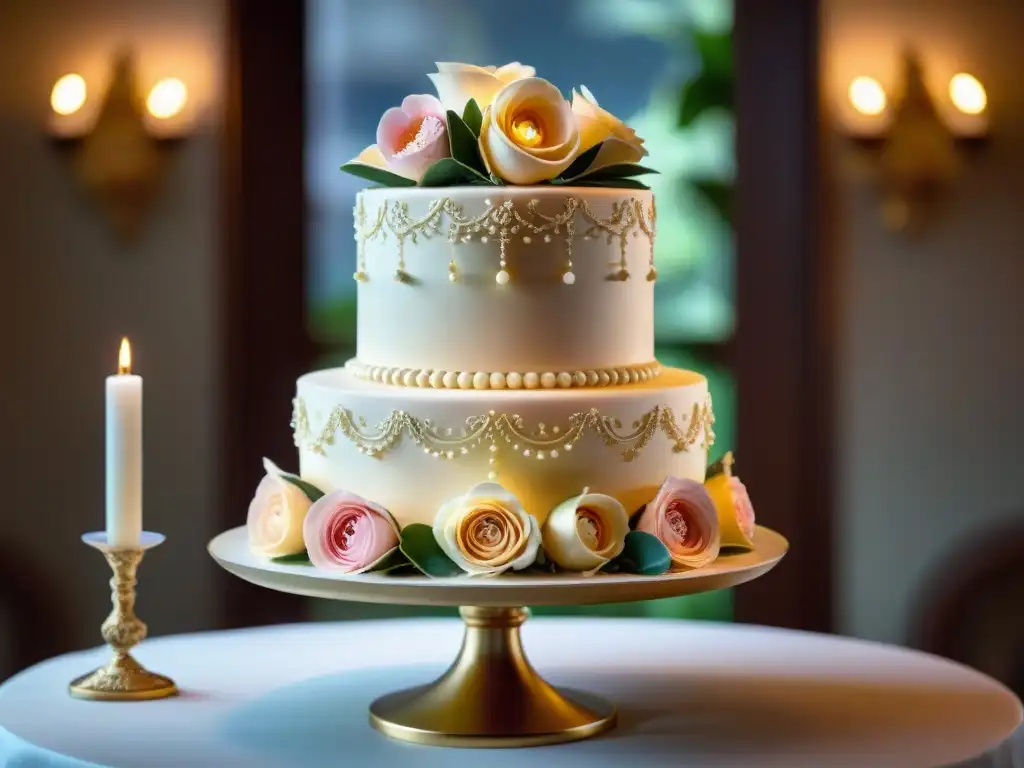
1;0;1022;701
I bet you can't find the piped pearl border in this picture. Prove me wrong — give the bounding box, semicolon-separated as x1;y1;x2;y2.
345;359;662;390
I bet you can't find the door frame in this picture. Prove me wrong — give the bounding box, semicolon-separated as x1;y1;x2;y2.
733;0;833;631
220;0;311;627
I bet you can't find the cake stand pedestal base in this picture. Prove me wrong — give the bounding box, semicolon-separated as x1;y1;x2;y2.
369;606;616;748
210;524;790;747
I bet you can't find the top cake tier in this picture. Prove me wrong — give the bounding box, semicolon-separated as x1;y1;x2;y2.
353;186;657;384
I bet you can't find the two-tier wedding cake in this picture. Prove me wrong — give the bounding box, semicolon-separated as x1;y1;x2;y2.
246;62;757;579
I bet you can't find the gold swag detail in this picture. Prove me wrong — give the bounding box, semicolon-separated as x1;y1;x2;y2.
291;396;714;463
353;194;657;284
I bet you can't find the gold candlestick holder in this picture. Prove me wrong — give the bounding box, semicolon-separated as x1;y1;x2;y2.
69;531;178;701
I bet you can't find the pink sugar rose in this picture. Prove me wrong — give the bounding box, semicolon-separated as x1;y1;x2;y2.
635;476;721;570
375;94;450;181
729;476;756;542
302;490;401;574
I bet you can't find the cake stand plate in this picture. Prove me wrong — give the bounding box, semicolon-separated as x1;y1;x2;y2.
209;525;787;749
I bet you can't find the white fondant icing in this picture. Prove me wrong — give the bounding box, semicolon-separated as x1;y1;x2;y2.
354;187;656;375
295;367;711;529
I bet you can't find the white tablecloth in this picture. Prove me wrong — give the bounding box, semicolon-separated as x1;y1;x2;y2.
0;619;1020;767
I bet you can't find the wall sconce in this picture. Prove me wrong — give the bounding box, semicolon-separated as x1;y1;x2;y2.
46;51;190;242
840;49;989;233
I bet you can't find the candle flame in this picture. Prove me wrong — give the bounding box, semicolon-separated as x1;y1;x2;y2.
118;337;132;375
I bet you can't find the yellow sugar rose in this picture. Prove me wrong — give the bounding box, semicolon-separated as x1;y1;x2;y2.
433;482;541;576
572;85;648;172
427;61;535;113
487;62;537;84
479;77;580;185
705;453;757;550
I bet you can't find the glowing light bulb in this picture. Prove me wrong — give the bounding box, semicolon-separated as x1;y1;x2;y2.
146;78;187;119
51;74;87;116
949;73;986;115
848;77;887;116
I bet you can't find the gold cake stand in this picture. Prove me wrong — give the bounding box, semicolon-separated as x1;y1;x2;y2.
209;525;787;748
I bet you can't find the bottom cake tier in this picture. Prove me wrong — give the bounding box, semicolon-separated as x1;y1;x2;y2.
292;367;714;529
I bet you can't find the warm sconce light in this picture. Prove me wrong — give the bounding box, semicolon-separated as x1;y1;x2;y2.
848;76;887;116
146;78;188;120
46;52;191;242
949;73;986;115
51;74;88;116
839;50;989;233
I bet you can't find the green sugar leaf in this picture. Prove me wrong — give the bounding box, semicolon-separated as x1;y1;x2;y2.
554;142;604;182
461;98;483;137
370;548;413;574
279;473;325;502
419;157;491;188
445;110;489;177
610;531;671;575
339;163;416;187
271;551;312;565
575;163;660;181
400;523;464;577
571;178;651;190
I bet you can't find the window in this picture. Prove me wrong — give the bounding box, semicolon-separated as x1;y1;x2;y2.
305;0;735;620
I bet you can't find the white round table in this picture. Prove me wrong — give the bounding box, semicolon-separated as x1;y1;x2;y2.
0;619;1020;767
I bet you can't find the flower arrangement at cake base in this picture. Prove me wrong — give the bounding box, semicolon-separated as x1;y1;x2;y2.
246;452;756;578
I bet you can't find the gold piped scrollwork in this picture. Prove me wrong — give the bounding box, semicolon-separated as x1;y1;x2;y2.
353;194;657;284
292;394;714;466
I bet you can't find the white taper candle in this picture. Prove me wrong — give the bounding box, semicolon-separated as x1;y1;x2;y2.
105;338;142;547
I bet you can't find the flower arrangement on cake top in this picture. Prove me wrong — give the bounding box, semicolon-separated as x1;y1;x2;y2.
340;62;657;190
247;452;756;578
